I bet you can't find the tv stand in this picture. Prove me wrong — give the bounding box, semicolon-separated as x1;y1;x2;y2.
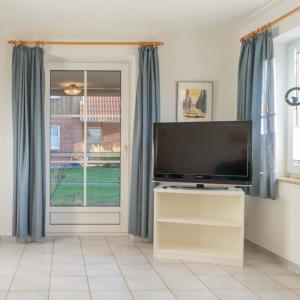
153;185;245;266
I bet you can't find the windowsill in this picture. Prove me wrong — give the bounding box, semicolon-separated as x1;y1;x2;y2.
277;176;300;186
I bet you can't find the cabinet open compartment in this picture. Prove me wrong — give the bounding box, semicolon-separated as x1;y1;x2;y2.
156;191;243;227
154;187;245;266
155;222;243;262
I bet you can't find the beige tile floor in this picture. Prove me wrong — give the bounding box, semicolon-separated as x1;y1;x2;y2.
0;236;300;299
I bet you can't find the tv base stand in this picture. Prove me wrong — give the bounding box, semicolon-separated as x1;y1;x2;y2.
196;184;205;189
163;184;230;190
153;186;245;266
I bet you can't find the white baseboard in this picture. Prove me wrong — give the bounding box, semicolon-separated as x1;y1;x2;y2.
246;239;300;273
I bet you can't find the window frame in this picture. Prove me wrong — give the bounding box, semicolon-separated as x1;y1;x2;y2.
287;40;300;175
50;125;60;151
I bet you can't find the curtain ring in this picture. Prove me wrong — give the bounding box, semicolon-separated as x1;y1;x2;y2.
35;41;44;47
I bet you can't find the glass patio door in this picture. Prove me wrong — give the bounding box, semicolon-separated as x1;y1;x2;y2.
46;64;129;233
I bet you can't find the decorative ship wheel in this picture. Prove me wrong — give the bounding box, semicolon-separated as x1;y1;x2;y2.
285;87;300;107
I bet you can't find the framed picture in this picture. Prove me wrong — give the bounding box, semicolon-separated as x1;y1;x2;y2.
177;81;213;122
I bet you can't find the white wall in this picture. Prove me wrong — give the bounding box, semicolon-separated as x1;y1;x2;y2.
0;30;240;235
246;183;300;265
241;0;300;265
0;43;13;237
159;32;239;122
240;0;300;38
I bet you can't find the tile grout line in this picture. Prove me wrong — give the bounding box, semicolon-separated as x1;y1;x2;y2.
287;289;300;299
48;237;54;300
105;235;135;300
230;269;284;299
216;262;264;300
250;288;270;300
219;254;300;294
246;270;300;299
180;260;224;300
248;262;300;298
134;240;179;300
3;238;300;299
180;259;266;300
219;263;265;300
4;240;26;300
79;236;93;300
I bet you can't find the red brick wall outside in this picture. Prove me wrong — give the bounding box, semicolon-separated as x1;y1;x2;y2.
51;117;83;153
51;118;120;153
101;123;121;151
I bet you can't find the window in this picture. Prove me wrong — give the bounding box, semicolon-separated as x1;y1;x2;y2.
49;70;121;207
287;41;300;174
87;128;102;152
50;125;60;150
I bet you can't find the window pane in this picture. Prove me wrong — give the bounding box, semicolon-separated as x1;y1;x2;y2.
50;70;84;115
50;161;84;206
50;125;60;150
49;70;122;208
292;50;300;164
50;70;85;207
50;117;84;153
87;128;102;152
86;71;121;207
50;154;83;162
293;127;300;162
86;164;120;206
86;122;121;155
86;71;121;97
51;95;83;116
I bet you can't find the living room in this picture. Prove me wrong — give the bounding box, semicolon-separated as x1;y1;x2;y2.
0;0;300;299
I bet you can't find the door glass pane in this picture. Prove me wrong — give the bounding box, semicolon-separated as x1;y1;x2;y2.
50;70;84;206
50;96;83;115
87;127;102;152
49;70;122;207
86;71;121;206
50;160;84;206
50;116;84;153
50;125;60;150
86;164;120;206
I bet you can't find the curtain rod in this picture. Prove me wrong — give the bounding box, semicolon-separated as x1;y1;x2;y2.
240;6;300;42
7;40;164;47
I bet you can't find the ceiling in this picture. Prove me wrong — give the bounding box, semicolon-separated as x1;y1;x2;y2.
0;0;276;38
51;71;121;89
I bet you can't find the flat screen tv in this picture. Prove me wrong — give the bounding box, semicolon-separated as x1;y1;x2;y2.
153;121;252;186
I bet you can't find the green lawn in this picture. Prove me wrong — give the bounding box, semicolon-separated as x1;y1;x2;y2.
50;166;120;206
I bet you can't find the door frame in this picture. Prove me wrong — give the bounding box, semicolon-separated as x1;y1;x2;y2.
45;62;130;235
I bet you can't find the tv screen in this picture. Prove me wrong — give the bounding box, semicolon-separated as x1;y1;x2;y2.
153;121;252;185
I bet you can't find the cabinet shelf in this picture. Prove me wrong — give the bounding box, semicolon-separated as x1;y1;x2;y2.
156;216;242;228
156;245;242;260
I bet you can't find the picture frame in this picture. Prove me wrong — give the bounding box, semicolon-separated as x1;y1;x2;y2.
176;81;213;122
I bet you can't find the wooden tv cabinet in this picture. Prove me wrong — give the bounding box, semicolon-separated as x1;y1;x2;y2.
153;186;245;266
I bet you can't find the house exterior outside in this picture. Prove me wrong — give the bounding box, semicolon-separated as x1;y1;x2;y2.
50;96;121;155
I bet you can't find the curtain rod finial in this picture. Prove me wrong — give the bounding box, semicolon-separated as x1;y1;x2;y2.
8;40;17;45
8;40;27;46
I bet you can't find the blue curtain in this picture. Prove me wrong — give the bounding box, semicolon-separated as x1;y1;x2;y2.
128;47;160;239
237;30;276;199
12;46;46;240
